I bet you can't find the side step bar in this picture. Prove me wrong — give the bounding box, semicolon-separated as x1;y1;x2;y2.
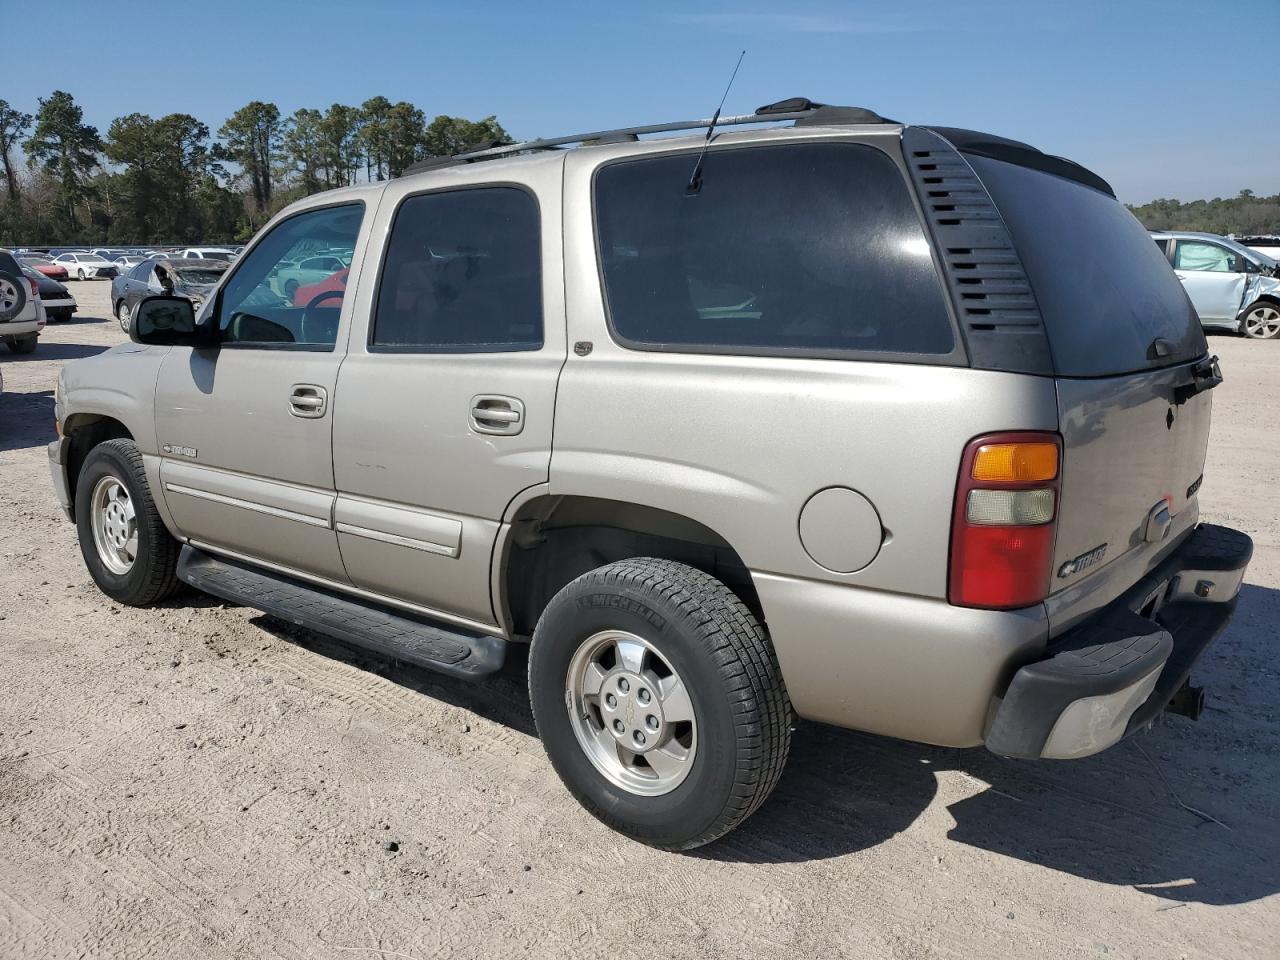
177;546;506;680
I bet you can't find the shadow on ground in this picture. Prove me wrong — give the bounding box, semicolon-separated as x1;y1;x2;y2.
0;389;55;453
4;343;110;362
230;579;1280;906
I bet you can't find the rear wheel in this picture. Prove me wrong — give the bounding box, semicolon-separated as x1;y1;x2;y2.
1241;300;1280;339
75;439;182;606
116;299;131;332
528;558;791;850
0;272;27;321
6;333;37;354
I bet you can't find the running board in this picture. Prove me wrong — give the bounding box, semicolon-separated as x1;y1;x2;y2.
177;546;506;680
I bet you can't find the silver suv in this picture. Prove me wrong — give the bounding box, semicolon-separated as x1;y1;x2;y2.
1149;231;1280;339
49;100;1253;849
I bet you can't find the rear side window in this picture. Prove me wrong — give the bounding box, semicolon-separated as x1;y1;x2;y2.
371;187;542;353
967;155;1205;377
594;143;956;359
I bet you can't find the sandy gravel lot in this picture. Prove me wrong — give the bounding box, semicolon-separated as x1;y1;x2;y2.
1;279;1277;960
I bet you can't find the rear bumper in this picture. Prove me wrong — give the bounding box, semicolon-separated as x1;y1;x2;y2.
985;523;1252;760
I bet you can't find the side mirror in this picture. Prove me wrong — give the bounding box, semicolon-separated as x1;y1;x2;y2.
129;295;218;348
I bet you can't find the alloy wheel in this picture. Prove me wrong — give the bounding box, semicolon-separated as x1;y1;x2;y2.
90;475;138;575
1243;304;1280;339
565;629;697;796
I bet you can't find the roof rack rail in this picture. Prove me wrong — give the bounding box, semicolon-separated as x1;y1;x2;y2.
399;98;892;177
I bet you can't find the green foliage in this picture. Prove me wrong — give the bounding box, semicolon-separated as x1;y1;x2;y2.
1127;191;1280;236
23;91;102;233
217;101;283;219
0;100;33;202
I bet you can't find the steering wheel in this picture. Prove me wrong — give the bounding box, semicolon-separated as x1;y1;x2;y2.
300;289;345;343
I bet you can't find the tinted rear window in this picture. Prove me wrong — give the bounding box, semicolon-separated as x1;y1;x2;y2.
594;142;957;360
968;155;1205;377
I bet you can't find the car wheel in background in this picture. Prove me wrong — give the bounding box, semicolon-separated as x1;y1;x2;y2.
0;272;28;321
74;439;182;606
6;333;37;354
283;278;299;300
1240;301;1280;339
116;300;131;332
528;557;792;850
77;268;87;281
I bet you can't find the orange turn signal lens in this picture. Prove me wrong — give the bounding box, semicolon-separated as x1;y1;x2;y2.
971;442;1058;483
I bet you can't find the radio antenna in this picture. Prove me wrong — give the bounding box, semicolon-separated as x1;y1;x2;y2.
685;49;746;196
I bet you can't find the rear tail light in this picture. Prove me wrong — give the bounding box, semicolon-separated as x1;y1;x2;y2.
949;433;1062;609
27;278;39;298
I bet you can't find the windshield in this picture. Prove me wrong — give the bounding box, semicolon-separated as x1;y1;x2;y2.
82;255;109;264
1219;235;1277;270
174;269;225;285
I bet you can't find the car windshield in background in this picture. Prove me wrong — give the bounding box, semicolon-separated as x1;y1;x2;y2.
968;154;1206;378
174;269;224;285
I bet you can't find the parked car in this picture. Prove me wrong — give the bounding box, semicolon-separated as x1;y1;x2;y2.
53;252;118;280
20;263;77;322
292;266;349;307
19;255;71;281
110;258;229;331
51;100;1252;849
111;254;149;273
0;249;45;353
1151;231;1280;339
179;247;237;261
271;253;349;300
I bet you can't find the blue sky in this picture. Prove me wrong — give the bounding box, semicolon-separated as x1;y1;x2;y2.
8;0;1277;203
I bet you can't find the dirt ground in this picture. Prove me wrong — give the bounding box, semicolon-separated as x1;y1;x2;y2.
1;279;1277;960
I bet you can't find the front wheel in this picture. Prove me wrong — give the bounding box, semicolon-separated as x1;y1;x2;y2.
1241;300;1280;339
75;438;182;606
77;268;87;281
528;558;792;850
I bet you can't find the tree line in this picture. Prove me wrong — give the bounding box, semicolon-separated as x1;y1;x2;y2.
1126;190;1280;237
0;91;509;245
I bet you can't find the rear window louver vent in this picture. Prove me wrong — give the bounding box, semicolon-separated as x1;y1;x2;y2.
902;127;1053;375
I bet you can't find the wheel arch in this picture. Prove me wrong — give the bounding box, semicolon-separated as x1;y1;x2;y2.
63;414;134;522
496;493;762;638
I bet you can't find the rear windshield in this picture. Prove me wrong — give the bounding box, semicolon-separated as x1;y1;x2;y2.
594;142;957;360
968;154;1205;377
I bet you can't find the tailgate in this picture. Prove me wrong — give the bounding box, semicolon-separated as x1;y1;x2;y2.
1053;361;1212;606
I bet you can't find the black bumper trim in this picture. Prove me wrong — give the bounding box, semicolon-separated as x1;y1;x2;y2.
985;523;1252;760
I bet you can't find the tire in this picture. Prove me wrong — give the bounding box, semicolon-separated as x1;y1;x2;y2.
6;333;37;354
0;272;27;321
528;557;791;850
77;268;86;281
116;299;131;332
283;278;299;300
1240;300;1280;339
74;438;182;606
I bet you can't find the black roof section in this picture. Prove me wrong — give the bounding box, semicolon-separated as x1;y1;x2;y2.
396;99;1115;199
925;126;1115;198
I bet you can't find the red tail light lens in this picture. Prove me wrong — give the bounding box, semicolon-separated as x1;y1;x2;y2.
949;432;1061;609
28;278;40;298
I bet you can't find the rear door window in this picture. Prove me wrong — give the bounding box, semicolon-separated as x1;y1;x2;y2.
967;154;1205;377
594;142;957;360
371;187;542;353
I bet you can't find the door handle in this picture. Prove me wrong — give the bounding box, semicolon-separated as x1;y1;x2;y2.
289;384;328;419
470;395;525;435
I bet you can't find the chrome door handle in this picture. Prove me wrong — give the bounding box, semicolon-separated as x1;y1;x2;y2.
470;395;524;435
289;384;327;419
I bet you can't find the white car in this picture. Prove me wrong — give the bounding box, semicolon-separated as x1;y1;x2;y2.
53;252;118;280
179;247;236;261
1;250;46;353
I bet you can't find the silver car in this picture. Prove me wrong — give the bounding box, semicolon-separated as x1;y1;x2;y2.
1151;230;1280;339
49;99;1253;849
